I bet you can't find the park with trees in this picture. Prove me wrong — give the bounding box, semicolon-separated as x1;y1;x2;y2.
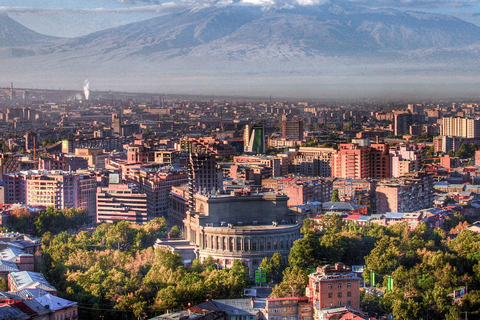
5;205;480;319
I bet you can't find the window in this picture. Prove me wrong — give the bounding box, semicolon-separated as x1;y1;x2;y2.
328;293;332;298
337;283;342;289
328;284;332;289
338;301;342;306
329;302;332;307
347;292;351;297
347;283;351;288
338;292;342;298
347;300;352;306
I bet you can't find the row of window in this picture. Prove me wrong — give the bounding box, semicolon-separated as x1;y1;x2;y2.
270;307;297;313
327;301;352;307
327;292;352;298
327;283;352;289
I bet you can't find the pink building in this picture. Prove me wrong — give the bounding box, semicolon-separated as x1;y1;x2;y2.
475;150;480;166
332;141;390;179
262;177;333;207
390;146;421;178
376;173;434;214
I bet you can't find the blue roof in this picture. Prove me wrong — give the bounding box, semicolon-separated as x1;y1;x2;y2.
385;212;405;219
357;216;370;221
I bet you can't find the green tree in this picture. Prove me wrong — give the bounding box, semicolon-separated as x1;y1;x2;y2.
169;225;183;238
320;214;344;234
288;233;322;269
270;252;287;283
105;221;136;250
331;189;340;202
271;266;308;298
358;195;364;205
34;206;68;235
153;248;184;270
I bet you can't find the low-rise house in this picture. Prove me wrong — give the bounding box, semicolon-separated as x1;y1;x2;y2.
8;272;57;295
34;293;78;320
0;304;29;319
0;247;34;271
401;212;423;229
151;306;227;320
196;298;266;320
385;212;404;225
322;203;368;216
0;289;77;320
367;214;387;226
466;221;480;234
314;307;374;320
0;260;19;280
264;297;313;320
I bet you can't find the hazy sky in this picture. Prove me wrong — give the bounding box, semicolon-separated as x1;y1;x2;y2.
1;0;480;37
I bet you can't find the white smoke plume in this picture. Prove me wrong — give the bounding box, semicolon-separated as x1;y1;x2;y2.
83;79;90;100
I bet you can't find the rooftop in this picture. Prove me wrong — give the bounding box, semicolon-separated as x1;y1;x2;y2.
34;293;77;311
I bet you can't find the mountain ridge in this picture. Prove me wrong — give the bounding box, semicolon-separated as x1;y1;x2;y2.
2;4;480;97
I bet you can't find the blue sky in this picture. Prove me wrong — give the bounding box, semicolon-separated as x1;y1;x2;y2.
1;0;480;37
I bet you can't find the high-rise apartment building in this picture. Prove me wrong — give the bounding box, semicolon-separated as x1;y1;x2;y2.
331;141;390;179
97;184;148;224
0;153;20;180
24;132;37;153
126;167;188;219
262;177;333;207
189;152;223;194
244;122;266;154
389;146;421;178
290;147;336;177
376;172;434;214
282;119;304;141
332;179;376;209
4;170;97;224
111;113;122;135
441;117;480;138
394;113;412;136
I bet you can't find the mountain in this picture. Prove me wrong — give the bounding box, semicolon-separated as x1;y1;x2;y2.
2;4;480;97
49;4;480;60
0;14;60;47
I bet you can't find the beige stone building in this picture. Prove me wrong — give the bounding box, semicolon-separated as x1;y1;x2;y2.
184;192;301;275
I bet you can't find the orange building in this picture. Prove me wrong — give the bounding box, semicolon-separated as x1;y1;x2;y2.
306;264;361;317
332;141;390;179
265;297;313;320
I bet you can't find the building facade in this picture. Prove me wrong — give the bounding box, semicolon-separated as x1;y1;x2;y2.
376;172;434;214
183;192;301;275
4;170;97;224
332;141;390;180
97;184;148;224
306;264;361;317
126;167;188;219
441;117;480;138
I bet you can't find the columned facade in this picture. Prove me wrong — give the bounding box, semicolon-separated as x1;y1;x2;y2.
184;192;301;276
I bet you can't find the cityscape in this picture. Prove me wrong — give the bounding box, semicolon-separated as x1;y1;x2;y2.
2;0;480;319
